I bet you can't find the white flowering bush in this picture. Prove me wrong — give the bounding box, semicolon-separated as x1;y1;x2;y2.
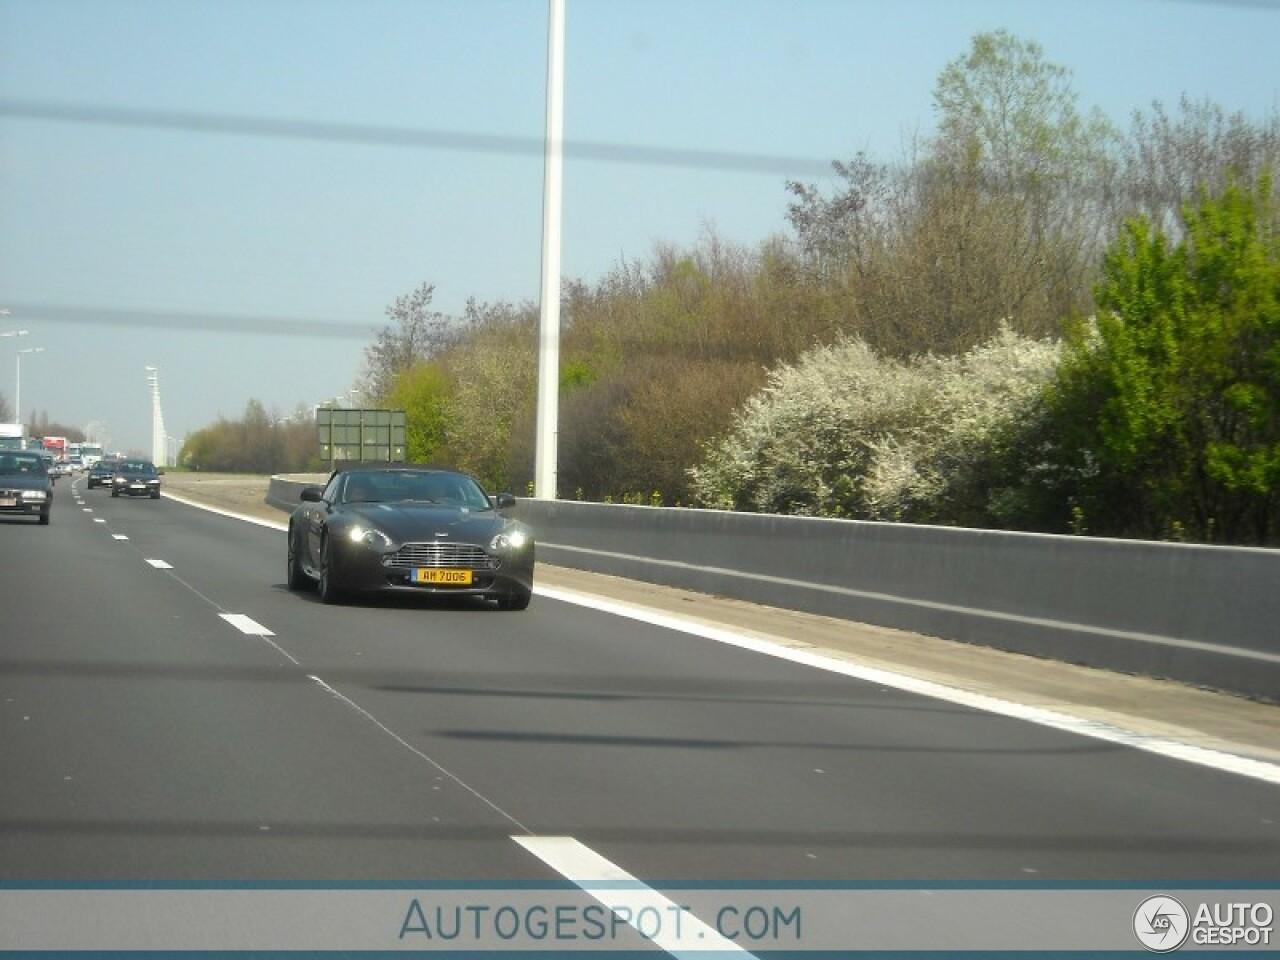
689;325;1061;522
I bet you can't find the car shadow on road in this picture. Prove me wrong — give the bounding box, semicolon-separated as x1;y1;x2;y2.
271;581;509;612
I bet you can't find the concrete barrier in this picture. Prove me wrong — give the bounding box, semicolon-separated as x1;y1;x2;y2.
267;476;1279;700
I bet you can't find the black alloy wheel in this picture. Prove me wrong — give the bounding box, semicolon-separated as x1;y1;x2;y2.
318;535;343;605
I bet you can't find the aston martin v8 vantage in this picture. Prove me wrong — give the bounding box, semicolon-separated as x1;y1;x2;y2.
286;465;534;610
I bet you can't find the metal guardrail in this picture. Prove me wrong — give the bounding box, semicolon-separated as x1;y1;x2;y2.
267;476;1280;701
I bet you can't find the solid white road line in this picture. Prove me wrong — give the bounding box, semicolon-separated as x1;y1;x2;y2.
537;585;1280;786
162;491;287;531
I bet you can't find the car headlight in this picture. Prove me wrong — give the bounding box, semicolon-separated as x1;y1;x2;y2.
23;491;48;502
490;528;531;552
348;524;393;549
113;475;125;484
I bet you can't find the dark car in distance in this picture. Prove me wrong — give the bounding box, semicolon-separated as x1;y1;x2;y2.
0;451;54;524
287;465;534;609
110;459;163;498
86;460;116;489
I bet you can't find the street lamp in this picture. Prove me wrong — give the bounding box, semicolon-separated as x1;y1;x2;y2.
16;346;46;425
2;328;29;420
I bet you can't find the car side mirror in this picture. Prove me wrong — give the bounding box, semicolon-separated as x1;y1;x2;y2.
300;486;325;503
493;492;517;510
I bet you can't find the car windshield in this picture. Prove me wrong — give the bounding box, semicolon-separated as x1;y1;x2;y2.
340;470;492;511
0;454;46;476
118;461;155;474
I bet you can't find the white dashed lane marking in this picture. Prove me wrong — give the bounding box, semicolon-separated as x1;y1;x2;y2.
219;613;275;636
514;836;755;958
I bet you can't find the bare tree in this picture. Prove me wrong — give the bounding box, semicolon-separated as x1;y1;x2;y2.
1120;95;1280;237
361;282;454;402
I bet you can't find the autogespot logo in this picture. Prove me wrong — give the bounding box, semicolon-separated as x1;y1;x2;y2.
1134;895;1191;952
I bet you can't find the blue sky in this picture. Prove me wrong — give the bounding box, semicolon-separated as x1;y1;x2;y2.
2;0;1278;455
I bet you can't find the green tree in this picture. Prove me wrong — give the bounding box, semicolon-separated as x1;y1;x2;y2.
1026;172;1280;543
438;298;538;491
929;29;1118;332
384;361;454;465
785;31;1115;357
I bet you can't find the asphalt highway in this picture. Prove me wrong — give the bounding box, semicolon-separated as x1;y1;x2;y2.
3;475;1277;889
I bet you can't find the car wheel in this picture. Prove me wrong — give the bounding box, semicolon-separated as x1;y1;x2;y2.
496;588;532;611
38;510;50;526
318;535;344;605
111;487;119;497
150;490;160;499
286;525;311;591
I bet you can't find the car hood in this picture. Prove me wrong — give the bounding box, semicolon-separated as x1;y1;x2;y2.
342;502;522;543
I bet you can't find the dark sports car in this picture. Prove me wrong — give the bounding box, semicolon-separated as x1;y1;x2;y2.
0;451;53;524
286;465;535;609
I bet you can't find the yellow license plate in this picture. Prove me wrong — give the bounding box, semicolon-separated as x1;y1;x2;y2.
414;568;473;586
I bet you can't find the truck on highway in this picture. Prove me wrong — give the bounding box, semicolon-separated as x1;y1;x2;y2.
75;441;104;468
0;422;27;451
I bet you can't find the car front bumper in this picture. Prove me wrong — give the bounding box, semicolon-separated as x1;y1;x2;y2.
113;482;161;496
329;539;534;599
0;493;49;517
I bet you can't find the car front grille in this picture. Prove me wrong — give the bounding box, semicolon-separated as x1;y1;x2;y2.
383;542;498;570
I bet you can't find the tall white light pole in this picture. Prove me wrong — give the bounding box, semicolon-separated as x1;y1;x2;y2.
534;0;565;500
145;366;168;466
16;346;45;425
2;328;29;417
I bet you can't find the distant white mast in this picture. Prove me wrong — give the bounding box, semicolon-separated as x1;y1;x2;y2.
146;366;167;466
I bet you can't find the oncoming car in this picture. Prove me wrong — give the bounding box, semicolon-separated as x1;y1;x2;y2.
286;465;535;610
0;451;54;524
86;460;116;489
110;459;163;498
